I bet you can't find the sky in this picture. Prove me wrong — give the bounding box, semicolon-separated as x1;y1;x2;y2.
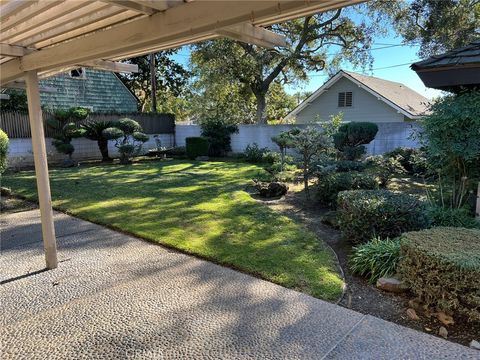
170;19;443;100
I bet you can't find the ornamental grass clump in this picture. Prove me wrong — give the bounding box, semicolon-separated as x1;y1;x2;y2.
398;227;480;321
337;189;429;244
349;237;401;283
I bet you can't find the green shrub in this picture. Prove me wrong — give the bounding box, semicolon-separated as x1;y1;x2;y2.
244;143;269;163
399;227;480;321
337;189;429;244
102;127;124;140
350;237;401;283
319;159;366;173
0;129;9;174
200;118;238;157
384;147;429;176
427;206;480;229
186;137;209;159
365;155;404;187
317;171;378;206
333;122;378;160
116;118;141;134
165;146;186;157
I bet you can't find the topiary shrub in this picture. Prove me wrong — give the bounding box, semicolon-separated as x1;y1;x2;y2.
186;137;209;159
317;171;379;206
427;206;480;229
333;122;378;160
0;129;9;174
398;227;480;321
337;189;429;244
244;143;269;163
350;237;401;283
200;117;238;157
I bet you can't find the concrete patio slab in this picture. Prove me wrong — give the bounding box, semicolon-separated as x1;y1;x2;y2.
1;210;478;359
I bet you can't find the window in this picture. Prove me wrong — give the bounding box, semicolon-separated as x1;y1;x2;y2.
338;91;353;107
70;68;86;79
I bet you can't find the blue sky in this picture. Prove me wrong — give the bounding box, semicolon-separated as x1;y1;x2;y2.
171;31;443;100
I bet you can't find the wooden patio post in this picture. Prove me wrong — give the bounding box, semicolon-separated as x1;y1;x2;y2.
24;70;58;269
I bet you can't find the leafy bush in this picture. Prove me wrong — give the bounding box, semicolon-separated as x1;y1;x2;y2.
399;227;480;321
337;189;429;244
384;147;429;176
350;237;401;283
289;126;332;199
427;206;480;229
333;122;378;160
81;121;114;162
165;146;186;157
200;118;238;157
319;159;366;173
317;171;378;206
0;129;9;174
244;143;269;163
186;137;209;159
365;155;403;186
46;107;89;165
102;118;148;164
420;91;480;208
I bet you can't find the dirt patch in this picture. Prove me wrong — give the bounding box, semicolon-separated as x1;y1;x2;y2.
260;183;480;347
1;194;37;215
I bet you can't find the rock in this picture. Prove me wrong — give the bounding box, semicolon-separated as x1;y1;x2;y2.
256;182;288;198
436;311;454;326
0;186;12;196
406;308;420;321
469;340;480;350
438;326;448;338
195;156;209;161
376;277;406;293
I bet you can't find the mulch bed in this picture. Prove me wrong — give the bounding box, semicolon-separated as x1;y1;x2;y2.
260;185;480;347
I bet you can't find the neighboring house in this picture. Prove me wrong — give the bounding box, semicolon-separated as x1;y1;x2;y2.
285;70;430;123
39;68;138;113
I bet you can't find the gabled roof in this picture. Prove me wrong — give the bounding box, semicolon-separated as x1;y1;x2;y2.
411;40;480;71
285;70;431;120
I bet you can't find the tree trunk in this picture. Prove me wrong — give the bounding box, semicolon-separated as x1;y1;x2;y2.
255;93;267;124
98;139;111;162
150;53;157;113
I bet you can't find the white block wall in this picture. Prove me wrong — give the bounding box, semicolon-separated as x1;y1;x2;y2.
175;123;422;155
6;123;421;168
7;134;174;168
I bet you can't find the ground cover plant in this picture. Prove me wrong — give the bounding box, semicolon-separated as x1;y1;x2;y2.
2;160;343;300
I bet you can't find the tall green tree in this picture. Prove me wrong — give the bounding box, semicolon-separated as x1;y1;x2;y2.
119;50;190;112
396;0;480;58
191;3;399;123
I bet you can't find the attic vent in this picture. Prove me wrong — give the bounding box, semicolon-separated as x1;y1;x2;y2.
338;91;353;107
70;68;86;79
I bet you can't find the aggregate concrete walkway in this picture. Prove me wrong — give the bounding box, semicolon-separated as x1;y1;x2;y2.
1;210;477;359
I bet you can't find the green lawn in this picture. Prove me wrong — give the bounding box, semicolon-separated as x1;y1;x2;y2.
2;159;343;300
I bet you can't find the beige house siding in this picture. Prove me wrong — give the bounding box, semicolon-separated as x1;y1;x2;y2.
294;77;405;124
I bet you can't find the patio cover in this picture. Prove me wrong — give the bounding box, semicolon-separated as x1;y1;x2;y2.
0;0;362;269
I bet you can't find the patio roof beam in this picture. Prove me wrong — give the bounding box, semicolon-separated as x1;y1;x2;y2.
0;0;364;85
216;23;287;49
0;43;31;57
102;0;158;15
84;60;139;73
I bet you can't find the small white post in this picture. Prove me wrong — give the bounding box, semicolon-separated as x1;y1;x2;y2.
24;70;58;269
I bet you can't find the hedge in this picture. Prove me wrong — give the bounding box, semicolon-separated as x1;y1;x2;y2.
186;137;209;159
337;189;429;243
399;227;480;321
0;129;9;174
317;171;378;206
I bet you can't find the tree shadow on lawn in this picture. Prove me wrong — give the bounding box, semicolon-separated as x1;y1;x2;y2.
2;160;343;301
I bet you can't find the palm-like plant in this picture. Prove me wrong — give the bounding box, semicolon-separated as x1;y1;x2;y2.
81;121;114;162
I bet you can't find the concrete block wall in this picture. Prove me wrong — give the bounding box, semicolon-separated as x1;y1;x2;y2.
7;134;174;168
175;123;422;155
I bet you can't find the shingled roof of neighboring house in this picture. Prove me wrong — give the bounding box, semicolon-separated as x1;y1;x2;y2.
411;40;480;70
286;70;430;120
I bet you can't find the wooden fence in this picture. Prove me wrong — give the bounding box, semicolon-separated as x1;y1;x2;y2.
0;111;175;138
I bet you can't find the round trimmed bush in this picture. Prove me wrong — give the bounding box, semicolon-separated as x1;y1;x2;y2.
117;118;141;134
317;171;378;206
337;189;429;244
0;129;9;174
399;227;480;321
186;137;209;159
